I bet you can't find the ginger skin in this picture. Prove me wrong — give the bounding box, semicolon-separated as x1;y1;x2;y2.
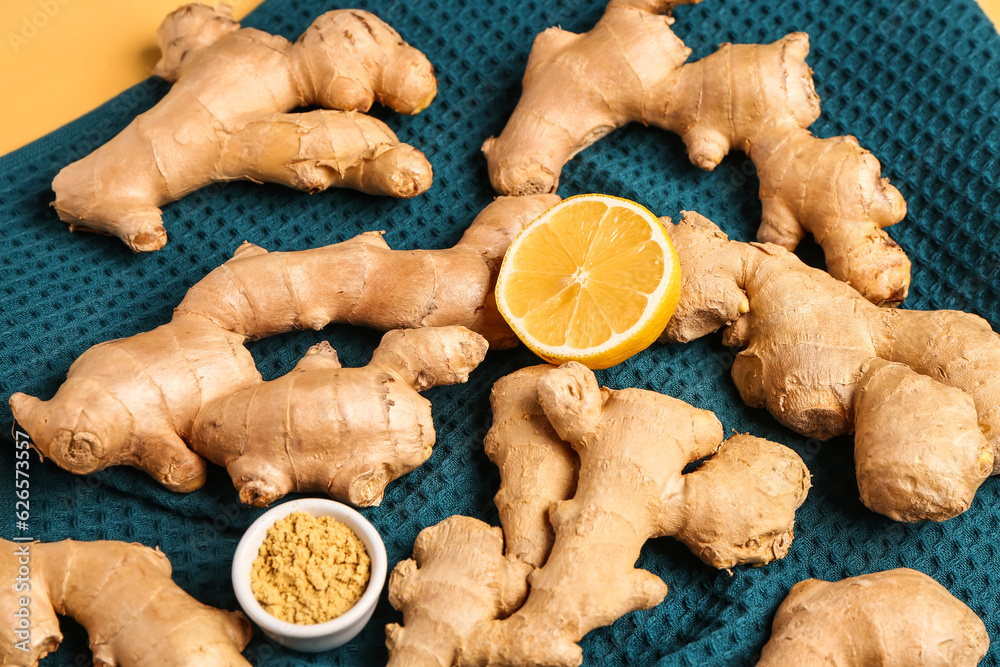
10;196;556;501
192;327;487;507
386;517;533;667
173;194;558;344
756;569;989;666
661;211;1000;522
9;325;484;507
483;365;579;567
0;539;251;666
387;363;810;667
52;4;438;252
483;0;909;305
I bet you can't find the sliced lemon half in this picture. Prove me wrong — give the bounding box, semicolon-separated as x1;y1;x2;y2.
495;193;681;369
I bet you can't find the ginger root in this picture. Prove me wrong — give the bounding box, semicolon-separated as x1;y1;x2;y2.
10;196;558;501
483;0;909;305
0;538;251;666
386;363;810;667
661;211;1000;522
52;3;438;252
483;365;578;567
192;327;487;507
12;324;484;507
385;516;533;667
756;569;989;666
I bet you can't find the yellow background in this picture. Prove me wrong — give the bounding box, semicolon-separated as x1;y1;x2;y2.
0;0;997;157
985;0;1000;25
0;0;262;156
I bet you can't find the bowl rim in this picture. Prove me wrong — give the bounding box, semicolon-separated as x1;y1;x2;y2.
231;497;388;640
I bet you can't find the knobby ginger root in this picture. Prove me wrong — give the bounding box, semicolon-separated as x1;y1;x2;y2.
483;365;578;567
483;0;910;305
13;325;484;507
52;3;438;252
0;538;251;666
194;327;487;506
386;363;810;667
173;193;558;346
756;569;989;666
386;516;533;667
660;211;1000;522
9;196;559;502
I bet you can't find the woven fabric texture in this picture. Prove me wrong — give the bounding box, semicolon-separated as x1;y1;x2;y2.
2;0;1000;664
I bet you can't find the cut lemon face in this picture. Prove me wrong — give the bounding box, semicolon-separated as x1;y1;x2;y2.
495;193;681;369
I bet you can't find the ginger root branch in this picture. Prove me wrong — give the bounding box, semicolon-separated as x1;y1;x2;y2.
661;210;1000;521
756;569;989;666
387;363;809;667
483;1;910;304
0;539;251;666
12;197;557;502
53;4;438;251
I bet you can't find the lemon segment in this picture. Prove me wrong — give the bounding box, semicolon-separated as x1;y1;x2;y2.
495;193;681;369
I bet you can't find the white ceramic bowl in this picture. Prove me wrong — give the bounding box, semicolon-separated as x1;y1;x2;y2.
231;498;388;652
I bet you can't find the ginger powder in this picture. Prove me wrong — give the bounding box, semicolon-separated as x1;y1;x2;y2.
250;511;371;624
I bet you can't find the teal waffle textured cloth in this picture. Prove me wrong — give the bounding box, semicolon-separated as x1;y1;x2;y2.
2;0;1000;664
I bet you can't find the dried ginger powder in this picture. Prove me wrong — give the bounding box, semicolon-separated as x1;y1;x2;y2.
250;511;371;624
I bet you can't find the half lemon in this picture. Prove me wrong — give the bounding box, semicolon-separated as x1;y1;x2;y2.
495;194;681;369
